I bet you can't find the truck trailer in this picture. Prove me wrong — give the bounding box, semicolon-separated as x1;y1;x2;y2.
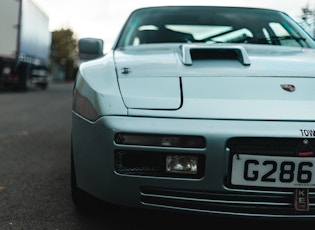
0;0;51;90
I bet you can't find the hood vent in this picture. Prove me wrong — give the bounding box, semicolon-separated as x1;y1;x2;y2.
181;44;251;66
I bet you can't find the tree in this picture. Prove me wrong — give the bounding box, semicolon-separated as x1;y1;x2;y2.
300;5;315;38
50;28;78;81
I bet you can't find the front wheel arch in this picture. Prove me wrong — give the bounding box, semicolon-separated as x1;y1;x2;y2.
71;138;109;211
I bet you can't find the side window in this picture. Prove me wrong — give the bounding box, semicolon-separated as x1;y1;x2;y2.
269;22;301;47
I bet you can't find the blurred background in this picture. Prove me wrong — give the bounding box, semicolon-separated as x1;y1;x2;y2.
28;0;315;82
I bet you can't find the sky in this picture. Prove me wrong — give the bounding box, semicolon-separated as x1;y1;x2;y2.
32;0;315;51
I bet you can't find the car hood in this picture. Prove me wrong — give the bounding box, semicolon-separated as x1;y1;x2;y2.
114;44;315;120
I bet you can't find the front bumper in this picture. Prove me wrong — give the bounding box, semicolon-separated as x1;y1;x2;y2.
72;113;315;219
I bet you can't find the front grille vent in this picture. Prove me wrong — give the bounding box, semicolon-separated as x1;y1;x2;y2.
227;137;315;157
114;150;205;178
141;187;315;218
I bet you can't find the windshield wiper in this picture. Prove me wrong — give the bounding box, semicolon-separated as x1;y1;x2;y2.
268;35;306;42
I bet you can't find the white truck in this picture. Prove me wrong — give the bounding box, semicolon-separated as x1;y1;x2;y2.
0;0;51;90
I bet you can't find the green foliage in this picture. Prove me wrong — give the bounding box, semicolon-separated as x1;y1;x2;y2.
50;28;78;80
50;28;78;64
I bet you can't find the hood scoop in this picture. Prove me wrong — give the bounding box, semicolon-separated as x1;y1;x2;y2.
181;44;251;66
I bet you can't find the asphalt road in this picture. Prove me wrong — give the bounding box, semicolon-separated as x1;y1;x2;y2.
0;82;313;229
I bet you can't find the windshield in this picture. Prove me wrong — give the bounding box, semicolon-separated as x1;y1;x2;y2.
115;6;314;49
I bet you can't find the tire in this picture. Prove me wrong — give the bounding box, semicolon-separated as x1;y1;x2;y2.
17;64;32;91
37;82;48;90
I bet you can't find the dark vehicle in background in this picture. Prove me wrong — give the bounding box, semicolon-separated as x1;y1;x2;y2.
0;0;51;90
72;6;315;220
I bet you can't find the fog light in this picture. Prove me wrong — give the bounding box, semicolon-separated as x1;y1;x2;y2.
166;155;198;174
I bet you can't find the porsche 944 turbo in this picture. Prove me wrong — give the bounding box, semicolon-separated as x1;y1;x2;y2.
71;6;315;219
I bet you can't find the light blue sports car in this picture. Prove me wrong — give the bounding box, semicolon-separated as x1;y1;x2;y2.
71;6;315;219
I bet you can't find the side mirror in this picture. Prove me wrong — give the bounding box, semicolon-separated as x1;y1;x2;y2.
78;38;104;61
